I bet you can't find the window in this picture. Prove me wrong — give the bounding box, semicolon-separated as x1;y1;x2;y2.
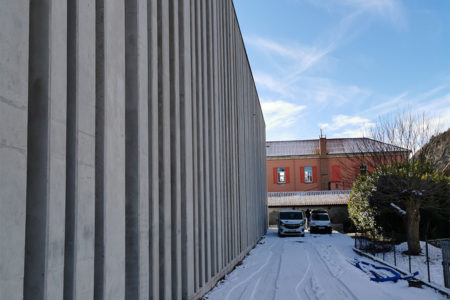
273;167;290;184
311;213;329;221
277;167;286;184
304;166;313;183
360;164;368;175
279;211;303;220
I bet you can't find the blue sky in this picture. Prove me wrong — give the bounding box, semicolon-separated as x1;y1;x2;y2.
233;0;450;141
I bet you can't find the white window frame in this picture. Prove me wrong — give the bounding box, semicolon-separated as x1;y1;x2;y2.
304;166;313;183
277;167;286;184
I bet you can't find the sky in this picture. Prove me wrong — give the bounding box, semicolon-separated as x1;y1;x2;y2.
233;0;450;141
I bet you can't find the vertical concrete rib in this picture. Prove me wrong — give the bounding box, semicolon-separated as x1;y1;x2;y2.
168;0;182;298
205;0;216;278
125;0;150;298
65;0;96;299
147;0;159;298
157;0;172;298
179;0;195;297
190;0;199;292
0;1;29;299
125;0;140;297
136;0;150;298
200;0;212;283
94;0;126;299
215;0;224;271
25;0;67;299
195;0;206;288
226;0;232;265
94;0;105;297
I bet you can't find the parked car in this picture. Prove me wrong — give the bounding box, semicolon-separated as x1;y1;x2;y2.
309;210;332;234
277;210;306;237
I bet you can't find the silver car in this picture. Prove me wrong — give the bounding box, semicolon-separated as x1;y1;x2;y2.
309;211;332;234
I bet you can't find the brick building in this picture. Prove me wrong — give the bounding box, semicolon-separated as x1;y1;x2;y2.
267;136;407;192
266;136;408;228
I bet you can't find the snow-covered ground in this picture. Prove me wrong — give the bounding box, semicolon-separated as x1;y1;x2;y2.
204;228;446;300
371;241;444;287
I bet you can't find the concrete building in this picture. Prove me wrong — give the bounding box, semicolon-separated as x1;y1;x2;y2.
0;1;267;299
266;136;407;227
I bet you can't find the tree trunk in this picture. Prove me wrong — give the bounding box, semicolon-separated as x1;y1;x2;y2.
405;198;421;255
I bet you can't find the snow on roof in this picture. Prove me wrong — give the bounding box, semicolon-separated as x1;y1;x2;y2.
268;191;350;207
266;138;408;157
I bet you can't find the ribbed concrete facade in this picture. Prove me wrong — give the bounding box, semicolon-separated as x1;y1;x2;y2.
0;1;267;299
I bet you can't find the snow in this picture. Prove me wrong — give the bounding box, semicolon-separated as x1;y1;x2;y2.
390;202;406;215
204;229;446;300
371;241;445;287
400;189;423;196
412;190;423;196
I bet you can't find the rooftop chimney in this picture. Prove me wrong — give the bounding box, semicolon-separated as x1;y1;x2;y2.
319;131;328;189
319;130;326;157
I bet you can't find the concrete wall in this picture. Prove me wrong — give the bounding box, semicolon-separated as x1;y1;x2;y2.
0;1;267;299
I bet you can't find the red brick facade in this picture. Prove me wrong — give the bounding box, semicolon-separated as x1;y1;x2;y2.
267;137;406;193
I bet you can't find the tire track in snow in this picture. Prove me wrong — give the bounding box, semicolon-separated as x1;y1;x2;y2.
295;242;329;300
248;277;262;300
295;250;311;300
272;241;285;299
310;243;358;300
316;244;348;277
224;238;278;300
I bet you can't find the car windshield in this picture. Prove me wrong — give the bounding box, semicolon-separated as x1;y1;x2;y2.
279;212;303;220
312;214;329;221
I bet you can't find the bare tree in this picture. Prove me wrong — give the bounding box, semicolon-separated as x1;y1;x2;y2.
343;110;447;254
338;111;441;182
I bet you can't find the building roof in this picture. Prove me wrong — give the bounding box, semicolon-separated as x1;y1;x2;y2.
266;138;408;157
268;191;350;207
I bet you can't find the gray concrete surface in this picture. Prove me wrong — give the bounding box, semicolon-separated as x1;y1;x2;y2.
0;1;29;299
0;0;267;299
24;0;68;299
64;1;96;299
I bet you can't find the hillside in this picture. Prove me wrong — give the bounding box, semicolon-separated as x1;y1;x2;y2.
415;128;450;175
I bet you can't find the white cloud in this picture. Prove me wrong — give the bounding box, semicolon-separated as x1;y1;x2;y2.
359;87;450;132
338;125;374;138
296;77;371;107
245;37;331;78
360;92;408;116
319;114;375;138
321;114;374;130
415;93;450;131
308;0;406;30
260;100;306;130
324;88;450;139
253;71;293;98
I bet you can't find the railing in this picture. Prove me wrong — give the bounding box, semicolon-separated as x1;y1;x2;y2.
268;190;351;197
354;232;450;289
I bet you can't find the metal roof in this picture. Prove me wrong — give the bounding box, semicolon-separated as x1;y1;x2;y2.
268;191;350;207
266;138;408;157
